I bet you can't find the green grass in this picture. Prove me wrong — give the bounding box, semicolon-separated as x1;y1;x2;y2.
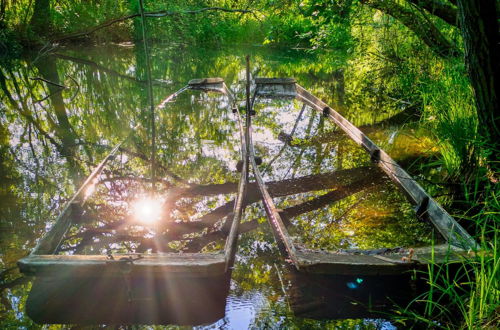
394;184;499;329
419;59;479;180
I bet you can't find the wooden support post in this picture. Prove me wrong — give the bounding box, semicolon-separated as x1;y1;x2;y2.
415;196;430;219
370;149;380;163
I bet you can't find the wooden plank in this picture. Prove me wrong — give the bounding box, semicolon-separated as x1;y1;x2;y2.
188;77;225;85
188;78;225;92
296;251;409;275
18;253;226;277
247;115;300;269
255;77;297;98
222;82;248;271
255;77;296;84
294;84;477;250
295;244;469;275
255;84;296;98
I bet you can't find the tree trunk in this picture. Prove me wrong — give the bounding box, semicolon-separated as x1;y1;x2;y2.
456;0;500;166
30;0;51;36
35;57;83;182
0;0;6;22
408;0;458;26
361;0;459;57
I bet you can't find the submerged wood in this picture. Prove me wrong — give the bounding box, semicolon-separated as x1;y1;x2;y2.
31;138;128;255
222;82;248;270
247;111;301;268
251;78;477;275
19;78;248;279
63;167;379;255
64;172;382;254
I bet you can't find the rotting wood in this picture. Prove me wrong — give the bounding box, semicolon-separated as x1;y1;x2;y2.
165;165;374;200
255;78;296;84
255;77;297;98
189;77;225;85
247;104;301;269
66;172;382;255
222;81;248;271
18;253;226;277
295;244;469;275
188;78;225;93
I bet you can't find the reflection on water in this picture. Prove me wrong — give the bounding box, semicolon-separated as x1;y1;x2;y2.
0;44;442;327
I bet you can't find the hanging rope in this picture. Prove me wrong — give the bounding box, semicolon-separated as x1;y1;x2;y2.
138;0;156;192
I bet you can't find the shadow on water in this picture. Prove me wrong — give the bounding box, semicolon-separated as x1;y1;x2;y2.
27;273;231;325
26;268;431;325
0;43;445;327
286;270;421;320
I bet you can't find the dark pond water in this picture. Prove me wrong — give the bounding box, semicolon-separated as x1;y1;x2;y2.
0;43;444;328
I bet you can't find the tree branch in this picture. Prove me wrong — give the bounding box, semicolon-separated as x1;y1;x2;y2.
407;0;458;26
361;0;459;57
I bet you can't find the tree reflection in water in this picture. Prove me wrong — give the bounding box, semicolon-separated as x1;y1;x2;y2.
0;45;440;327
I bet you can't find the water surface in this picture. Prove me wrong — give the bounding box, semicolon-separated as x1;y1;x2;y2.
0;43;441;328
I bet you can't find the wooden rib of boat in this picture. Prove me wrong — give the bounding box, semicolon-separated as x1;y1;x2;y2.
249;77;477;275
17;78;248;325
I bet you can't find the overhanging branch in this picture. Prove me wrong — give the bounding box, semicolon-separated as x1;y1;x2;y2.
361;0;459;57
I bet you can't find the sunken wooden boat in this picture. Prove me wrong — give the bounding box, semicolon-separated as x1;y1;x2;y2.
18;78;249;325
248;77;477;276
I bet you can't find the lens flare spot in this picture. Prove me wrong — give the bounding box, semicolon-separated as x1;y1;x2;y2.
84;184;96;199
131;197;163;223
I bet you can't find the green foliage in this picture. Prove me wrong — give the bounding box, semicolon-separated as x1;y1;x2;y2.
0;0;498;328
1;0;360;49
0;24;22;58
419;59;478;179
395;186;500;329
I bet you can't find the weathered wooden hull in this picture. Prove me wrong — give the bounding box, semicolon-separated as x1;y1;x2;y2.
294;244;468;275
18;253;227;278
